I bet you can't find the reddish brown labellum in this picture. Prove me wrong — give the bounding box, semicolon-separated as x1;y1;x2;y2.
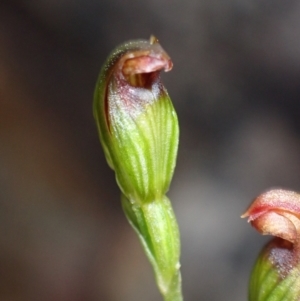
242;189;300;245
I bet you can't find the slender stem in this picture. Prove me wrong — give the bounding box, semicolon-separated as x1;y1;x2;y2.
122;195;183;301
162;271;183;301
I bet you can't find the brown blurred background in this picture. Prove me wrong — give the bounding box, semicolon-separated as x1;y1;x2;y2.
1;0;300;300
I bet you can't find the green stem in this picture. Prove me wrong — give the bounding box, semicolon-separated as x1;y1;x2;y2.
121;194;183;301
163;271;183;301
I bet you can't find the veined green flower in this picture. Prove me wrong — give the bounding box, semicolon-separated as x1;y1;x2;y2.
242;189;300;301
94;36;178;204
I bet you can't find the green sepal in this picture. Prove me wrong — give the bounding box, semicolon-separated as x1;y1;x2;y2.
108;91;179;203
249;239;300;301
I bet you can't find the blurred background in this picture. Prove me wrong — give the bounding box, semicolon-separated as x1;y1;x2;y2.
1;0;300;300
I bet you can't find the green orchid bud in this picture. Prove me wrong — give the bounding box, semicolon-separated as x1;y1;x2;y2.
93;36;182;301
93;35;179;203
242;189;300;301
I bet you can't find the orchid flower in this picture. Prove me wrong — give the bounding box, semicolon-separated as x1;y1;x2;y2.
94;36;182;301
243;189;300;301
